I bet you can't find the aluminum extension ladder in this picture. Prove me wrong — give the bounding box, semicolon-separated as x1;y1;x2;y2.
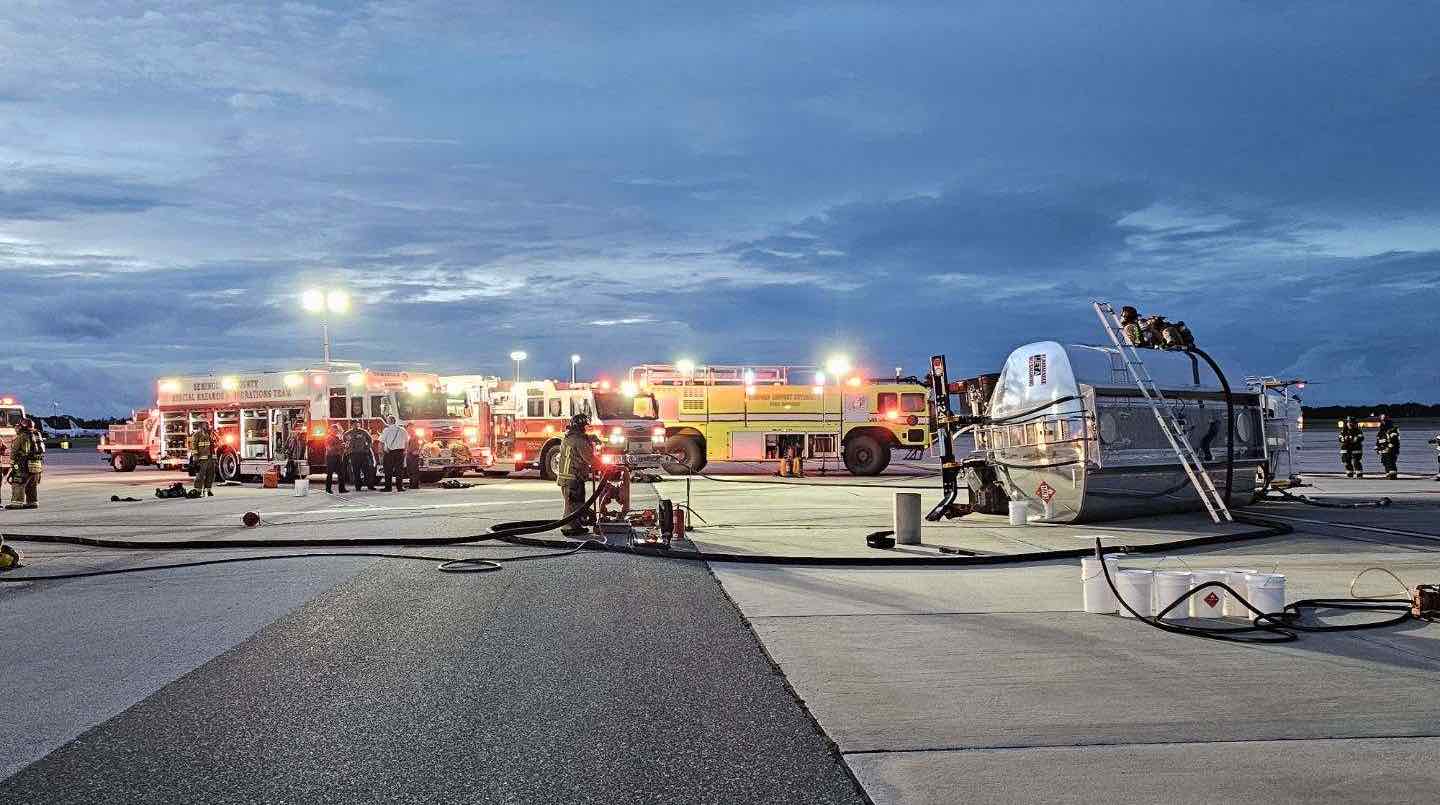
1092;301;1233;523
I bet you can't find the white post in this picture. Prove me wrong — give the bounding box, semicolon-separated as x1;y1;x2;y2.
322;319;331;364
894;491;922;545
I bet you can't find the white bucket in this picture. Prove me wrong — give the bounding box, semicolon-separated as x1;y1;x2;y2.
1223;568;1258;618
1008;501;1028;526
1080;557;1121;614
1152;571;1193;620
293;477;310;497
1245;573;1286;620
1189;570;1229;618
1115;570;1153;618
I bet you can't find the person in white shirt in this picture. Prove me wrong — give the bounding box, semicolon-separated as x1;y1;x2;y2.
380;416;409;492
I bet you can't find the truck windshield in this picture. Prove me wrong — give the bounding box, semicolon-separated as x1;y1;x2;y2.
0;407;22;426
396;395;450;421
595;392;657;420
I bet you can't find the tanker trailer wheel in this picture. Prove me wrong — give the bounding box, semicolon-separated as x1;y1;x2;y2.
843;434;890;476
540;443;560;481
217;450;241;483
111;452;137;472
662;435;706;474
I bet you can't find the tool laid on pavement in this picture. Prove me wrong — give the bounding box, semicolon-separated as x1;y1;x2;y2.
0;536;20;570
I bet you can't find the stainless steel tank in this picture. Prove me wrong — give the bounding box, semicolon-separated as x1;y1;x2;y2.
977;341;1266;523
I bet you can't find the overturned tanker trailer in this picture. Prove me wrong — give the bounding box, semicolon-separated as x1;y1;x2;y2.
932;341;1267;523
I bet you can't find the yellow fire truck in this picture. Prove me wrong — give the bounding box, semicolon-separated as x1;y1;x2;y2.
628;364;933;475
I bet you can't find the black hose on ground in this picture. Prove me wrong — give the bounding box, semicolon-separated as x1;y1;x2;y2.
1268;487;1392;509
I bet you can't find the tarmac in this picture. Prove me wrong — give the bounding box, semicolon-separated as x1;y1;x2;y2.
2;443;1439;803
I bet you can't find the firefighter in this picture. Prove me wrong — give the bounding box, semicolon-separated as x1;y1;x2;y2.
1338;417;1364;478
5;419;43;509
405;423;422;491
284;421;308;482
1375;415;1400;479
188;419;216;497
1142;315;1169;349
324;425;348;494
380;416;408;492
1119;306;1146;347
556;413;595;537
345;423;378;491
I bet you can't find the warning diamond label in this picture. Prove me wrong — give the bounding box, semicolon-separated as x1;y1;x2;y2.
1203;592;1220;608
1035;481;1056;502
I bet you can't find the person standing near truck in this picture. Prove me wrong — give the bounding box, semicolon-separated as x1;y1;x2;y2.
405;423;423;491
5;419;43;509
556;413;595;537
188;419;216;497
345;423;378;491
380;416;408;492
324;426;348;494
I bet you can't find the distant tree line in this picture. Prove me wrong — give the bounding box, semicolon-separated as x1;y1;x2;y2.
39;415;126;429
1304;403;1440;419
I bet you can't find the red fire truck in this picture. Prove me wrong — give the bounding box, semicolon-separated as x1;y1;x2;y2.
0;396;27;471
440;376;664;479
99;363;484;481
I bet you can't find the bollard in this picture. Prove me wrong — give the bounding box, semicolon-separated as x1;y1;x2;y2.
893;492;922;545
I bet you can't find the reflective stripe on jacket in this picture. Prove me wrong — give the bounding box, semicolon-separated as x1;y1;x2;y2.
556;432;594;484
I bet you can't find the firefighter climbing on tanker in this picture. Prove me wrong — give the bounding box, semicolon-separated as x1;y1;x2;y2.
1119;305;1194;351
556;413;596;537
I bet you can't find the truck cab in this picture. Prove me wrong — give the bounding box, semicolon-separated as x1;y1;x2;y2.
0;398;27;470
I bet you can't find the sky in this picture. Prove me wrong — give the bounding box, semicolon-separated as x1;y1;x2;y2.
2;0;1438;416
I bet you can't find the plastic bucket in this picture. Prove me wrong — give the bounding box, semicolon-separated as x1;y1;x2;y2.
293;477;310;497
1245;573;1286;620
1008;501;1028;526
1115;570;1153;618
1223;568;1258;618
1189;570;1229;618
1080;557;1121;614
1152;571;1193;620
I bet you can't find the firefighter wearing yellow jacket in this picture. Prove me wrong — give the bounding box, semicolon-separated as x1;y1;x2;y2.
556;414;595;537
5;419;43;509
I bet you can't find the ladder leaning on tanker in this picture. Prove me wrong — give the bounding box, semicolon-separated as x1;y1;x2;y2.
1092;300;1233;524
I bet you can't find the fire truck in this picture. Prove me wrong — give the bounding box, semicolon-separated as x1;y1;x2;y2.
0;396;27;471
628;364;934;475
99;364;483;481
440;376;664;479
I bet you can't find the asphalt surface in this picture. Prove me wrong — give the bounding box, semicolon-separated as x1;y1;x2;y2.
1;547;867;804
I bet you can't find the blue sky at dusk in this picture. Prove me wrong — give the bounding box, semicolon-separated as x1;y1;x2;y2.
2;1;1438;415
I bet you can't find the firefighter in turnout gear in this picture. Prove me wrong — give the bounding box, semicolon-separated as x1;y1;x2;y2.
556;413;595;537
6;419;43;509
1338;417;1365;478
345;424;378;491
188;419;217;496
1119;306;1146;347
1376;415;1401;479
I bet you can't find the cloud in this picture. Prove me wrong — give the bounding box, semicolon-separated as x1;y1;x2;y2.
2;0;1440;412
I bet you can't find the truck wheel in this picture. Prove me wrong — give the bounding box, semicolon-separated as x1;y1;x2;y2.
663;435;706;474
843;434;891;476
112;452;137;472
217;451;241;483
540;443;560;481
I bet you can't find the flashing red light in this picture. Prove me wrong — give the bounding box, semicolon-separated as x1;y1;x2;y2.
885;410;899;421
312;375;326;386
1295;382;1307;390
599;379;611;390
513;451;524;462
312;426;325;437
600;454;616;465
415;427;426;438
224;434;236;446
